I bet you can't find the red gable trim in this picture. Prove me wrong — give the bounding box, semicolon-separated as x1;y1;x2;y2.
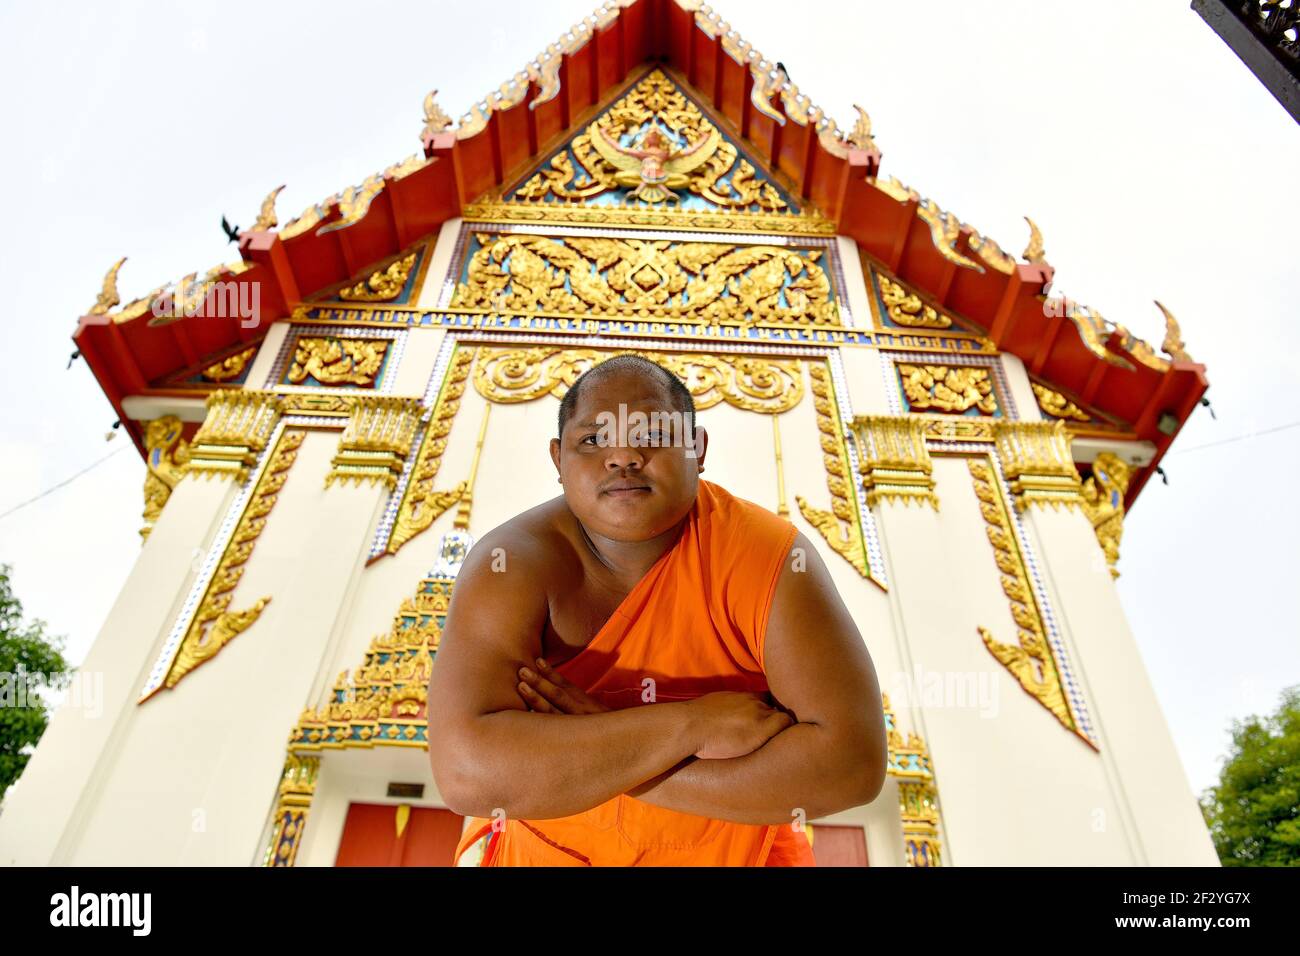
74;0;1205;509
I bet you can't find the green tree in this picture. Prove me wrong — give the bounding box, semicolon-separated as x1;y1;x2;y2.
0;563;71;801
1199;685;1300;866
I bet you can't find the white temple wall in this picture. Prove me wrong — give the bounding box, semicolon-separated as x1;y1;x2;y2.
0;475;237;864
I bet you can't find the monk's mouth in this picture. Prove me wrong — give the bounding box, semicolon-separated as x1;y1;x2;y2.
603;486;651;497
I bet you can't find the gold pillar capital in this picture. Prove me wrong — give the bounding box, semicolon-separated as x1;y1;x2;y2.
326;395;423;490
991;419;1083;511
849;413;939;511
188;389;285;482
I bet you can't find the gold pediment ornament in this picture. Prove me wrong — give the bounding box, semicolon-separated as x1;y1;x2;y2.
467;68;832;234
451;233;841;327
510;69;791;215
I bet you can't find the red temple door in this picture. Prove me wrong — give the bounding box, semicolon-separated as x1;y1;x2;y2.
808;824;869;866
334;802;465;866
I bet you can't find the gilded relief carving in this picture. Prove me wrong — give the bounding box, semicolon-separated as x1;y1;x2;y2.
451;233;840;326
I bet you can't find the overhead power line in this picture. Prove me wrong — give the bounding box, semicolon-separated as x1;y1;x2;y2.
1165;419;1300;457
0;445;130;521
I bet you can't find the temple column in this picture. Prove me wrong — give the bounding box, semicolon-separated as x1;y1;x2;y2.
0;396;264;863
998;425;1220;865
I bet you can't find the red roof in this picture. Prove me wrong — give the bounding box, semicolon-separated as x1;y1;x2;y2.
74;0;1207;509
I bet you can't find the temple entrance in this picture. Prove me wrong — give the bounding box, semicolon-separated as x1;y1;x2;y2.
334;802;465;866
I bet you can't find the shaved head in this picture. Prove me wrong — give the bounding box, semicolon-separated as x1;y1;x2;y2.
557;355;695;441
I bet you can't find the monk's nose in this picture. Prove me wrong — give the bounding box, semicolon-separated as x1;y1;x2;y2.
604;443;646;470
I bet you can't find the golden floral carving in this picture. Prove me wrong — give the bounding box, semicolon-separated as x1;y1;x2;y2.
472;346;803;415
1080;452;1130;579
386;348;476;556
287;337;389;387
452;233;839;326
201;346;258;383
338;253;418;303
1031;382;1091;422
795;363;873;580
965;231;1017;275
878;275;952;329
967;457;1092;747
140;416;191;541
155;428;304;696
898;363;998;415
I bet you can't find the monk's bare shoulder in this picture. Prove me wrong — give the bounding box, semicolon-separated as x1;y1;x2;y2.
465;494;581;590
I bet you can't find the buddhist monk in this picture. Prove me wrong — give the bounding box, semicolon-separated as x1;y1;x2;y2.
427;355;887;866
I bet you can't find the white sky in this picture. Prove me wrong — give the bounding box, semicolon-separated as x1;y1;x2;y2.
0;0;1297;802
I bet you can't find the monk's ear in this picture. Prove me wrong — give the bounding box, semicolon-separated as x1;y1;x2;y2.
691;425;708;472
549;437;561;474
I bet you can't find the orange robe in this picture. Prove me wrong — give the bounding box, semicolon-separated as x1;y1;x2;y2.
451;478;817;867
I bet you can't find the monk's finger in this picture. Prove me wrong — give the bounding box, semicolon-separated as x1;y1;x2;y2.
534;657;578;690
534;659;610;711
517;681;559;714
520;668;581;713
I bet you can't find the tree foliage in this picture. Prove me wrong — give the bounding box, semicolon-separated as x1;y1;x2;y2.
0;563;71;800
1200;685;1300;866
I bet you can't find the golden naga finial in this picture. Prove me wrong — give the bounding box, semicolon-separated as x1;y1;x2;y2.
253;185;285;231
1155;299;1192;363
422;89;453;139
847;104;875;150
90;256;128;315
1022;216;1046;264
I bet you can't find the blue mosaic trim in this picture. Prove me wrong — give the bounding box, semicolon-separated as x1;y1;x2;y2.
295;305;1001;354
828;350;889;586
139;420;289;701
367;335;460;559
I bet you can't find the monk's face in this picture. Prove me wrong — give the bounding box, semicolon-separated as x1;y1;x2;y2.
550;369;707;542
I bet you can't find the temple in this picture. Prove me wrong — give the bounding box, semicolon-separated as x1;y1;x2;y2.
0;0;1215;866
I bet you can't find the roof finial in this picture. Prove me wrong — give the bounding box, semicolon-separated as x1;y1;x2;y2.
90;257;127;315
422;89;453;139
847;104;875;150
1022;216;1046;264
253;185;285;232
1155;300;1192;363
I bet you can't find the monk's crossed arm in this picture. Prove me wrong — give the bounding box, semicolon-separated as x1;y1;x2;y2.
427;529;709;820
626;530;888;825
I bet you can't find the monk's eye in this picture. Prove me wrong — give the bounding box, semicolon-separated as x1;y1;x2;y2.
580;434;598;446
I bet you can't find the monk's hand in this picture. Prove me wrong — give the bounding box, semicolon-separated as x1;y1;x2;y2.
684;690;794;760
517;657;610;714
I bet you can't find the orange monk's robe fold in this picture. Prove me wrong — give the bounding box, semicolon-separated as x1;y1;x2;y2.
450;479;816;867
